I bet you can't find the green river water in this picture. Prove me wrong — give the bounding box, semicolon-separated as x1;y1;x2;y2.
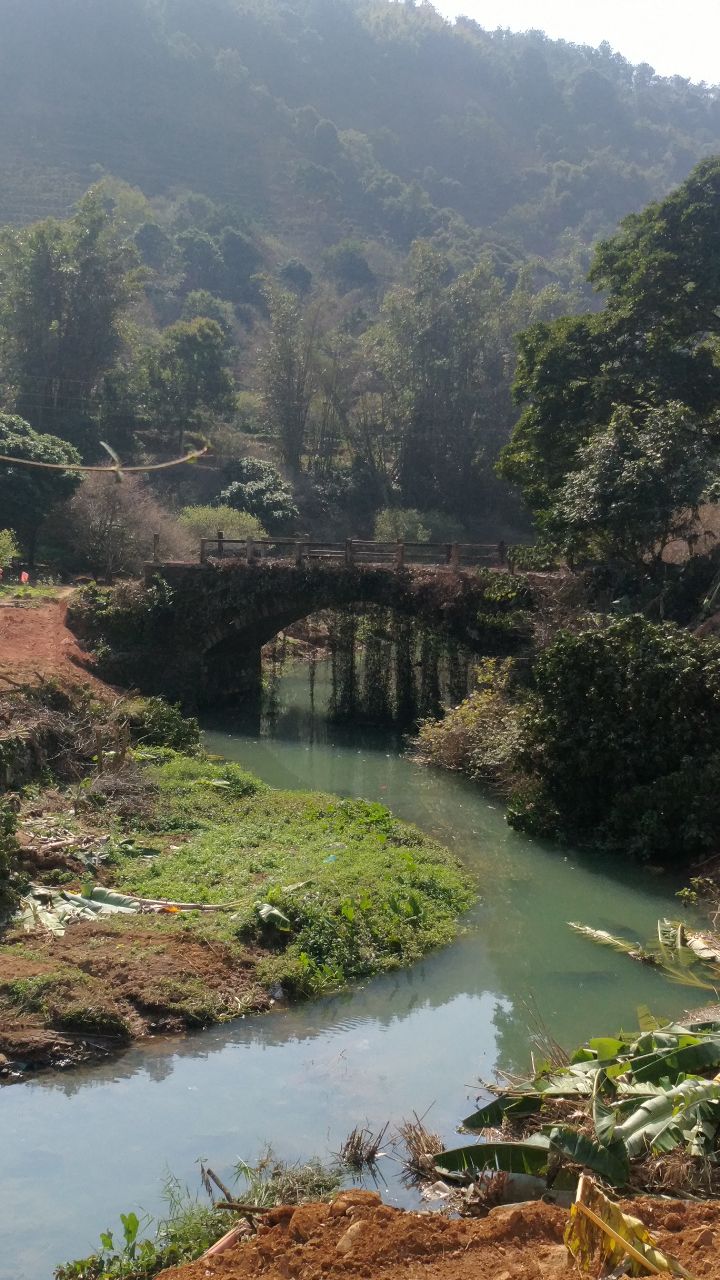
0;663;700;1280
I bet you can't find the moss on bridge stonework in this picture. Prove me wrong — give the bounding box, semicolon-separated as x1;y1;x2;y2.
68;562;534;709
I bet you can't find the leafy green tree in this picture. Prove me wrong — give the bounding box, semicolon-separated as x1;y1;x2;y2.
142;319;235;449
0;194;136;450
0;529;18;568
218;458;299;533
548;402;718;566
500;159;720;524
0;414;80;569
279;260;313;296
177;505;267;547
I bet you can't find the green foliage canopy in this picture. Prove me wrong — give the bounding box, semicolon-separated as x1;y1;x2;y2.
0;414;80;566
509;616;720;863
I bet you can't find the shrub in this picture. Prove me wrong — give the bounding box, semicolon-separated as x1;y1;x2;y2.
218;459;299;533
0;801;19;911
177;505;267;549
373;508;467;543
373;508;430;542
127;698;201;754
413;660;526;789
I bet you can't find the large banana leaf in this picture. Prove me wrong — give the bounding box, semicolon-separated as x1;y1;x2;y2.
548;1125;630;1187
463;1093;542;1130
570;919;718;989
568;922;653;961
434;1136;550;1180
613;1075;720;1158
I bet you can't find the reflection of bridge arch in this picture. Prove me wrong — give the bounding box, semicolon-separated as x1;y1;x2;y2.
142;560;532;708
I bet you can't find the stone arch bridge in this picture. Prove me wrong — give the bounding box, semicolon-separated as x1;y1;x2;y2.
133;548;531;709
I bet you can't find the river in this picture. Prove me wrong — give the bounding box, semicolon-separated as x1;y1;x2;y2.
0;663;699;1280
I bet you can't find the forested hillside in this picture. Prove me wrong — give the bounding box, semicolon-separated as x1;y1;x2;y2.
2;0;720;561
3;0;719;263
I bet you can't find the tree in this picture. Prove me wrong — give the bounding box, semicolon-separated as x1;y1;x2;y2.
548;402;718;566
0;194;136;450
219;227;262;302
181;291;236;340
323;240;375;292
61;474;191;580
218;458;299;533
142;319;235;449
509;617;720;863
371;243;508;512
499;159;720;524
0;414;80;569
176;229;223;294
259;282;318;472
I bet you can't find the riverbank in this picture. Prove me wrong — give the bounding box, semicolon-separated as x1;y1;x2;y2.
0;642;474;1078
160;1191;720;1280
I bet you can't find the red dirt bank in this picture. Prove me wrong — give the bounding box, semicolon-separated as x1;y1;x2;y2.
162;1190;720;1280
0;597;103;689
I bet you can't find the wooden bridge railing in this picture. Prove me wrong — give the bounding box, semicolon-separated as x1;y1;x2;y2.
193;536;508;569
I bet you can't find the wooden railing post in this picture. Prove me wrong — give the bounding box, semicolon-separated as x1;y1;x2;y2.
217;529;224;559
294;541;303;566
200;539;208;565
497;540;507;567
395;540;405;568
152;532;160;563
246;536;255;563
449;542;460;570
345;539;355;566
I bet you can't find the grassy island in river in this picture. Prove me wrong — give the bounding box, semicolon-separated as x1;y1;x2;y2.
0;737;474;1076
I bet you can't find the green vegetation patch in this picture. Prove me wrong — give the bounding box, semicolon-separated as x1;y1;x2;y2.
115;754;475;996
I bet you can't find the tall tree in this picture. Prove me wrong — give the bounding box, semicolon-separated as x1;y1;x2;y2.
142;318;235;450
371;243;509;512
0;193;137;452
259;282;318;473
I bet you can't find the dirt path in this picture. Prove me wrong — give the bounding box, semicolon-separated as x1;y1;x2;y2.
0;596;105;690
161;1191;720;1280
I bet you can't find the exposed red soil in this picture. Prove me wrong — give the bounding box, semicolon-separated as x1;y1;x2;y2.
0;920;271;1076
161;1190;720;1280
0;596;105;690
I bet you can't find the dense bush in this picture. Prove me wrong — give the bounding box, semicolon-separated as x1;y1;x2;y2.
127;698;201;754
508;616;720;863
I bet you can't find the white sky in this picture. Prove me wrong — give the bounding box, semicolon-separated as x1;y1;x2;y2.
436;2;720;84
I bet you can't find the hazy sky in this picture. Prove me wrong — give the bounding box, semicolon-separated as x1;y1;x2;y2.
437;2;720;84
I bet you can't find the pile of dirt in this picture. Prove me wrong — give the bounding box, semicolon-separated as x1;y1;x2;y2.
160;1190;720;1280
0;921;271;1076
